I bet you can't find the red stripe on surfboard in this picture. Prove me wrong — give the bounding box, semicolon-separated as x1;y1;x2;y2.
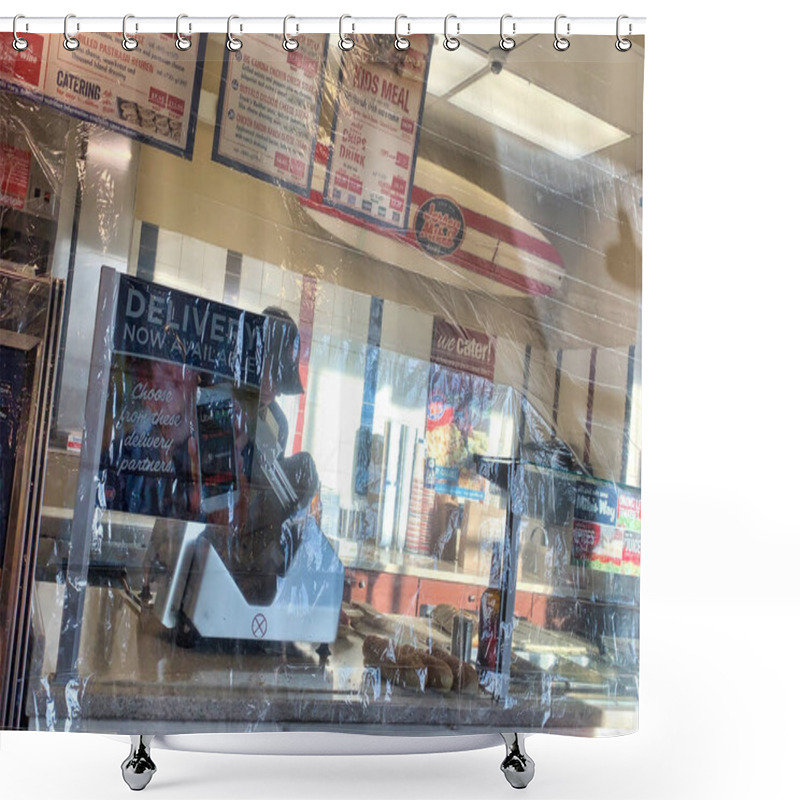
314;143;562;267
301;191;556;297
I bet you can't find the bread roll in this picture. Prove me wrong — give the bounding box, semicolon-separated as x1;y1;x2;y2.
362;636;426;690
397;645;454;691
432;647;480;693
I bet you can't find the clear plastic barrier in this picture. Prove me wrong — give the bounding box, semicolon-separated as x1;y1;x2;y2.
0;31;642;736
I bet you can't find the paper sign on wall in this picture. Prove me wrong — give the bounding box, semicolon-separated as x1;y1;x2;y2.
0;33;205;157
324;35;432;230
213;35;328;195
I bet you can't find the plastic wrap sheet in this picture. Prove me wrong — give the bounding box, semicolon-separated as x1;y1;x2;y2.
0;31;643;737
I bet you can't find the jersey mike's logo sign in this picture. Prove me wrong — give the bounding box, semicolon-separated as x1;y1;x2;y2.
414;196;465;257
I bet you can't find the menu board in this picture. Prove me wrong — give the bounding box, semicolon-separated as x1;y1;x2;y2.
0;33;205;158
324;35;432;230
213;35;328;196
572;483;641;577
425;319;495;501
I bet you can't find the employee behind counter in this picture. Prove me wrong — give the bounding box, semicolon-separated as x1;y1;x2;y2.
222;307;320;605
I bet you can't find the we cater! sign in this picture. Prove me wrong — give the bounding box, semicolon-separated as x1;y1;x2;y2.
431;319;495;381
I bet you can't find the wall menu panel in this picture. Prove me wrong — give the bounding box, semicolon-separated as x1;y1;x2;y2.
212;35;328;196
0;33;205;158
324;35;432;230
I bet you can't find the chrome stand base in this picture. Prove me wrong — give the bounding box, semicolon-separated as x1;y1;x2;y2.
500;733;535;789
121;735;157;791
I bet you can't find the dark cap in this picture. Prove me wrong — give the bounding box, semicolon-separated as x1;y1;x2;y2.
262;306;304;395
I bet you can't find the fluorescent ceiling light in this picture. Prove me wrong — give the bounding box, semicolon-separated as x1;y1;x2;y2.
448;71;629;160
426;37;487;96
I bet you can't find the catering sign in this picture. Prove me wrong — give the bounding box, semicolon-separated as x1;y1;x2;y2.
324;35;432;230
425;319;495;501
0;33;205;158
430;319;496;381
213;34;328;196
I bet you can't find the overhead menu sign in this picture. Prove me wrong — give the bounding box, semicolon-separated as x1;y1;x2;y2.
0;33;205;158
213;34;328;196
324;35;432;230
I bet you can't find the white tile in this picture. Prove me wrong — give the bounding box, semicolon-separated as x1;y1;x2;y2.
237;289;263;313
313;280;334;327
178;237;205;287
153;259;181;285
156;228;183;268
202;242;227;299
152;266;184;291
280;269;303;308
240;255;263;294
261;261;283;298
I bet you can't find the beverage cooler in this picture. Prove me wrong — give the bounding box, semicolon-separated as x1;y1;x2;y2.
0;16;644;792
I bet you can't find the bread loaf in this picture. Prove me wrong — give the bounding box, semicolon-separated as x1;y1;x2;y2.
431;647;480;693
397;645;454;691
363;637;455;691
362;636;426;690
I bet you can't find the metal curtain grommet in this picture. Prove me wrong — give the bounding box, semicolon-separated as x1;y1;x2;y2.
63;14;79;51
227;15;242;51
121;15;138;51
395;15;410;51
175;14;191;51
499;14;515;51
283;16;298;51
553;14;570;51
616;15;632;51
339;15;355;51
443;14;460;51
12;15;28;51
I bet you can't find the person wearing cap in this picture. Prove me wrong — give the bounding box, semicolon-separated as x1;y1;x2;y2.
257;306;305;456
222;307;320;606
